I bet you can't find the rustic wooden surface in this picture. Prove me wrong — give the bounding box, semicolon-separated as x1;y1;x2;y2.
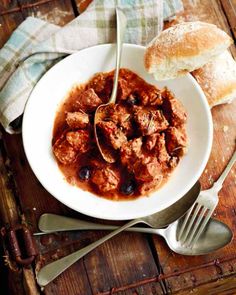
0;0;236;294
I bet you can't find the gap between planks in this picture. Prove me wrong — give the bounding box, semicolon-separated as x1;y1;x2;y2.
219;0;236;42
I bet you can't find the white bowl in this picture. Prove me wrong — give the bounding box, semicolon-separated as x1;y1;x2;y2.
22;44;213;220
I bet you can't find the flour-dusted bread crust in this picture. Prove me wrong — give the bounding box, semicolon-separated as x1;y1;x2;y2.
192;51;236;107
144;21;233;81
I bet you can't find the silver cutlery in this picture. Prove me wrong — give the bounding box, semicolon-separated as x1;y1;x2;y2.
37;213;233;256
178;148;236;247
36;181;233;287
36;213;232;287
36;208;181;287
36;183;199;287
94;7;127;163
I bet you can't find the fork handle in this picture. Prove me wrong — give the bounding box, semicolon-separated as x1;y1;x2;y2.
214;149;236;191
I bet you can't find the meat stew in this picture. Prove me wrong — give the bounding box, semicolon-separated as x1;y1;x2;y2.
52;69;187;200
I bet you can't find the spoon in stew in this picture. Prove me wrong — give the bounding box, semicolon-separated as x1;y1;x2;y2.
94;8;127;163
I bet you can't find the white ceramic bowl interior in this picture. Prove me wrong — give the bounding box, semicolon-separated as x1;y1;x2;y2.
23;44;213;220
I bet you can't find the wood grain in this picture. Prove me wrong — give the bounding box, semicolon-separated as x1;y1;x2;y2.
82;231;162;294
0;1;23;48
220;0;236;41
176;275;236;294
19;0;74;25
0;132;40;295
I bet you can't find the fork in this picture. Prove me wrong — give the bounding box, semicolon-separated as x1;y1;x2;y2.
178;148;236;247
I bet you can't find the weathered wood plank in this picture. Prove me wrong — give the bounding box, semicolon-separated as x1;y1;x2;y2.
0;7;39;295
82;231;162;294
0;0;23;48
19;0;74;25
175;275;236;295
0;132;40;295
37;234;93;295
3;134;70;231
220;0;236;41
35;230;164;295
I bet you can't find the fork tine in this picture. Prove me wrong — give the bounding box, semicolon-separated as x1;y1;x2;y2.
180;203;202;243
177;203;196;240
184;207;208;247
188;208;215;247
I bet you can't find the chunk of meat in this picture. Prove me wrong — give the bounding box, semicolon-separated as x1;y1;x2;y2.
91;167;120;192
89;158;108;170
145;133;159;151
74;88;102;112
134;108;169;136
120;138;142;170
162;88;187;126
53;137;77;165
155;133;170;164
134;156;162;182
118;78;132;100
146;133;170;164
138;86;162;106
66;130;90;153
66;111;89;129
104;104;133;137
165;127;187;156
87;73;106;93
97;121;127;150
138;176;163;195
100;75;113;100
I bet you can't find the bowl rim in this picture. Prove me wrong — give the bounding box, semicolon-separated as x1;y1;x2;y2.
22;43;213;220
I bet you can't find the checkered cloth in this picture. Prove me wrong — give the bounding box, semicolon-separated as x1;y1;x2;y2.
0;0;183;133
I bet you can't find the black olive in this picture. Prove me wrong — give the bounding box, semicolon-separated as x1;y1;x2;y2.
127;93;139;106
78;166;91;181
121;180;136;195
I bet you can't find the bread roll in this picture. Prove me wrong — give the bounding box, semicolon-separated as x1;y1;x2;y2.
144;21;233;81
192;51;236;107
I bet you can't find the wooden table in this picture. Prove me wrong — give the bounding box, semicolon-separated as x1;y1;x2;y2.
0;1;236;294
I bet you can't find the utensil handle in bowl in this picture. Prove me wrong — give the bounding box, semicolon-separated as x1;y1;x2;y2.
109;8;127;104
36;218;141;287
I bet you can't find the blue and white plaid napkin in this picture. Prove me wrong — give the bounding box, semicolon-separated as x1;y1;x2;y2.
0;0;183;133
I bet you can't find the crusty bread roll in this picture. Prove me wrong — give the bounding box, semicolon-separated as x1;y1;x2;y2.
144;21;233;81
192;51;236;107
